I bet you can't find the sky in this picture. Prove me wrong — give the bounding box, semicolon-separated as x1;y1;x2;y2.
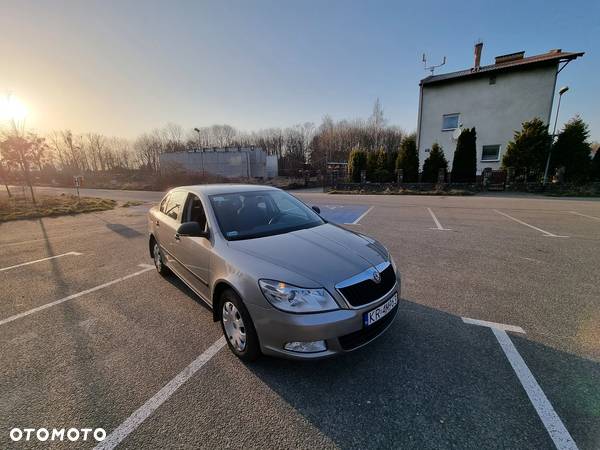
1;0;598;140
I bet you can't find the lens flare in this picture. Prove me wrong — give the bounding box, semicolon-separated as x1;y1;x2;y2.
0;95;28;122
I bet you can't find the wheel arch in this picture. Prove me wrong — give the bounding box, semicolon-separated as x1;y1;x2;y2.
212;280;244;322
149;233;157;258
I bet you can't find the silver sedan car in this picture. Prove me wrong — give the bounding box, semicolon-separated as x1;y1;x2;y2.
148;184;400;361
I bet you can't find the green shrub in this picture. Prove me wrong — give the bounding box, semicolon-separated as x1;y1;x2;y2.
502;118;551;179
451;127;477;183
348;147;367;182
551;116;592;182
396;134;419;182
366;151;378;181
421;143;448;183
591;148;600;181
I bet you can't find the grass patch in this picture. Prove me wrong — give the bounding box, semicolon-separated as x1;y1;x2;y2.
329;188;475;196
121;200;144;208
0;194;116;222
543;190;600;198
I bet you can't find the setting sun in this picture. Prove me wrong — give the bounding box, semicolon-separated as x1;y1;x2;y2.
0;95;28;122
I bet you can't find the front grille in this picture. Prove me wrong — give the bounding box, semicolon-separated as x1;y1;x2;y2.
338;264;396;307
338;304;398;350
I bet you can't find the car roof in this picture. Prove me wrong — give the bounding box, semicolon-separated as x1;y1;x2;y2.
174;184;280;196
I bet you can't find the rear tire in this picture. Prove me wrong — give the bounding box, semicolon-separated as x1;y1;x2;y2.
219;289;261;362
151;240;171;276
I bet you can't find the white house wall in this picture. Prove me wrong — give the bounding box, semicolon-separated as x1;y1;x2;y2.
418;64;557;174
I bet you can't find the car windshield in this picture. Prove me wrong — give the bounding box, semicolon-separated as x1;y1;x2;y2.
209;190;324;240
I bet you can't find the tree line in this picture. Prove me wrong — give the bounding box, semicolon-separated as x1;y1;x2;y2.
1;99;599;201
0;99;409;190
502;116;599;183
348;114;599;185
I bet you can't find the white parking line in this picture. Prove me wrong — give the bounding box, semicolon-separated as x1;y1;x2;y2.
461;317;525;334
569;211;600;222
427;207;451;231
492;329;578;450
463;317;578;450
0;264;154;326
494;210;568;238
0;251;83;272
95;337;226;450
351;206;374;224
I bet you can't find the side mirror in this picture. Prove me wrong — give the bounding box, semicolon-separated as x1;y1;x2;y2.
177;222;209;238
311;205;321;214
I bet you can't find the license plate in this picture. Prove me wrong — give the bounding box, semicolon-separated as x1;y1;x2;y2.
363;293;398;327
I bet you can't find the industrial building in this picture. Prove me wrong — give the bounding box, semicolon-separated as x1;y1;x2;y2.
160;147;278;179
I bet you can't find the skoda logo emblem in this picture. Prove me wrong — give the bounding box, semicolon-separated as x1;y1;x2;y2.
372;271;381;284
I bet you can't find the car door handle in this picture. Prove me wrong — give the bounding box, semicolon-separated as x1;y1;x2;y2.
174;234;180;241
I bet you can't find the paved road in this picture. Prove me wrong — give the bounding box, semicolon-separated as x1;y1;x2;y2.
1;188;599;449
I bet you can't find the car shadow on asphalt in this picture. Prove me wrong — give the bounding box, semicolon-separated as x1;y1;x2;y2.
245;299;599;449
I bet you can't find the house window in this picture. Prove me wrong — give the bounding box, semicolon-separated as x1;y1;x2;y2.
481;145;501;161
442;113;459;131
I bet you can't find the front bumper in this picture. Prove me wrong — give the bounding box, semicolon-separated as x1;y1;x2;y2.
246;287;399;360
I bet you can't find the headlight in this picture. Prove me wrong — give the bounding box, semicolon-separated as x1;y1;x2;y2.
258;280;339;313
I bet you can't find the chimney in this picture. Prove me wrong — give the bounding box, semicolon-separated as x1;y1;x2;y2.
494;51;525;64
474;42;483;70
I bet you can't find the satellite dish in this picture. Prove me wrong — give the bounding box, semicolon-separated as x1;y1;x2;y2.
452;127;463;141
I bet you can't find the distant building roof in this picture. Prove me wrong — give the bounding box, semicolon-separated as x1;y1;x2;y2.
421;50;584;86
185;146;263;153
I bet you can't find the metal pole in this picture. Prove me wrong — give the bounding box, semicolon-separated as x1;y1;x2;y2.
543;93;563;185
194;128;205;178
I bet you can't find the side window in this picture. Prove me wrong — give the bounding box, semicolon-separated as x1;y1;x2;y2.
164;191;187;222
185;194;207;231
159;194;170;213
442;113;459;131
481;145;501;161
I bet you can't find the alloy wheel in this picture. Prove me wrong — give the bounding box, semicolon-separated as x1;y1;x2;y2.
222;301;246;352
153;243;162;271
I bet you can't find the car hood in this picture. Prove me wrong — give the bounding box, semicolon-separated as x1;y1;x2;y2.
228;223;388;287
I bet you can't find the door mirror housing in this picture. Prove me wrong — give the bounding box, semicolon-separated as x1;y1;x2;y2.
311;205;321;214
177;222;209;238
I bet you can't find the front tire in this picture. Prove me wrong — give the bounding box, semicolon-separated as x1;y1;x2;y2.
152;240;171;276
219;289;260;362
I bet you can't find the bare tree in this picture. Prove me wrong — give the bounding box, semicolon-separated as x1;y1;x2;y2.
369;98;387;150
0;147;12;197
0;128;47;203
161;123;186;153
134;133;162;172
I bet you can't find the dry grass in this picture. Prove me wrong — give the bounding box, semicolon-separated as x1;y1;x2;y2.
121;200;144;208
0;193;116;222
328;188;475;196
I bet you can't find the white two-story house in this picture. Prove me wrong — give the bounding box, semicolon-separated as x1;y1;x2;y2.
416;43;583;174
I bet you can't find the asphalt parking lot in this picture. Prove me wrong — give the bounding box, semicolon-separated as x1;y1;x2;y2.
1;186;599;449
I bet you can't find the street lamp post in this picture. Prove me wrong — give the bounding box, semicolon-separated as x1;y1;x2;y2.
543;86;569;185
194;127;205;177
193;127;201;149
